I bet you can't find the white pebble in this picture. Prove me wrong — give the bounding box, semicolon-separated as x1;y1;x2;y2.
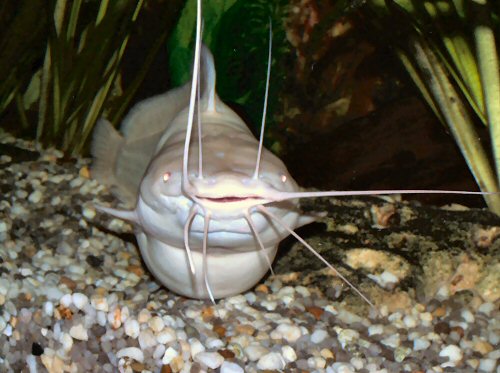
117;347;144;363
205;337;225;349
311;329;328;344
439;344;463;367
91;295;108;312
461;309;475;323
69;324;88;341
138;329;157;350
59;294;72;308
478;358;496;372
478;302;495;317
153;344;166;360
270;323;302;342
189;338;206;357
156;327;176;344
72;293;88;310
162;346;179;364
327;362;356;373
28;190;42;204
124;319;140;339
403;315;417;328
308;356;326;369
245;345;269;361
220;361;244;373
337;329;359;348
350;357;364;370
43;302;54;317
60;333;73;352
94;311;107;329
148;316;164;333
381;333;400;348
194;351;224;369
281;345;297;363
26;355;37;373
414;338;431;351
368;324;384;336
256;352;285;370
82;206;96;219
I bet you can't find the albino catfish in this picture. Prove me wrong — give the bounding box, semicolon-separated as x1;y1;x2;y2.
91;0;489;306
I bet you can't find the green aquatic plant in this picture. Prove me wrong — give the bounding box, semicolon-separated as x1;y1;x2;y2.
0;0;180;157
366;0;500;214
168;0;290;133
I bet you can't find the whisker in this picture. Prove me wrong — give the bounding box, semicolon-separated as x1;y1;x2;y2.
202;211;216;305
253;19;273;180
244;211;275;276
256;205;376;309
197;20;204;179
183;206;198;276
269;189;498;203
182;0;202;193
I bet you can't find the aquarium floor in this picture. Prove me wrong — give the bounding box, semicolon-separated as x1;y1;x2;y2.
0;133;498;373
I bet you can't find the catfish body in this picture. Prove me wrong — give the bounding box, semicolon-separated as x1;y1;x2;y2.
91;46;314;299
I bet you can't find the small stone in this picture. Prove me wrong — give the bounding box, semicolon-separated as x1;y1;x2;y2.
414;338;431;351
403;315;417;328
439;344;463;367
381;333;400;348
59;294;72;308
162;347;179;365
307;306;324;320
156;327;177;344
257;352;285;370
31;342;44;356
270;323;302;342
117;347;144;363
473;339;493;356
281;346;297;363
72;293;89;310
124;319;140;339
220;361;244;373
194;351;224;369
245;345;268;361
478;302;495;316
308;356;326;369
149;316;164;333
311;329;328;344
478;358;496;372
461;309;475;323
138;308;151;323
60;333;73;352
235;324;255;336
69;324;88;341
138;329;157;350
328;362;356;373
43;302;54;317
368;324;384;336
189;338;206;357
28;190;42;204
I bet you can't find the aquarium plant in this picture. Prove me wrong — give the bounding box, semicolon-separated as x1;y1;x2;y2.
366;0;500;214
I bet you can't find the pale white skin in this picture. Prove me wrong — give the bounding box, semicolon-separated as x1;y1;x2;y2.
91;0;488;304
94;43;314;299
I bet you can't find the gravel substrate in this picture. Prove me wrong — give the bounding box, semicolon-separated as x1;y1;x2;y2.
0;133;499;373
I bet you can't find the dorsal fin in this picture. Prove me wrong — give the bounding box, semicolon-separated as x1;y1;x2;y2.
200;44;216;112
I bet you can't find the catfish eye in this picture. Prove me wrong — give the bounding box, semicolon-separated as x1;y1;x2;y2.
162;172;171;182
280;174;287;183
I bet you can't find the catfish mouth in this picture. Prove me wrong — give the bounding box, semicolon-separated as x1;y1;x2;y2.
200;196;262;203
